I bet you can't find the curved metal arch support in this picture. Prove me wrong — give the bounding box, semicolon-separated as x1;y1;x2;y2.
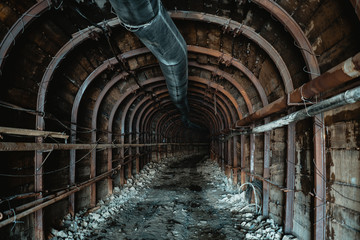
250;0;320;78
143;93;228;136
188;45;269;106
156;103;218;138
170;11;294;93
149;98;225;141
0;0;52;75
142;100;222;143
189;79;240;120
161;107;218;140
189;62;252;114
159;110;209;136
37;21;112;129
156;97;222;138
188;90;233;126
92;78;165;190
141;92;225;136
115;84;167;180
126;89;171;172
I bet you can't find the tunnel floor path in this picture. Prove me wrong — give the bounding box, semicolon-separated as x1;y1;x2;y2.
55;155;286;240
96;155;245;240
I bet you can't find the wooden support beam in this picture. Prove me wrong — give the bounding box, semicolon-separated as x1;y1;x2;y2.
284;118;296;233
250;125;255;180
240;135;246;185
262;118;270;216
233;136;238;185
0;127;68;139
314;114;326;240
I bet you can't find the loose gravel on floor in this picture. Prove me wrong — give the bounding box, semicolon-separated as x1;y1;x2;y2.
51;154;298;240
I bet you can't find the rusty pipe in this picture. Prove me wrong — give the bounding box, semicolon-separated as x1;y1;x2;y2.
0;142;207;151
252;86;360;133
235;52;360;127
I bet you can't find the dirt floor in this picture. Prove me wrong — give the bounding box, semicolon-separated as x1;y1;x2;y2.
51;155;297;240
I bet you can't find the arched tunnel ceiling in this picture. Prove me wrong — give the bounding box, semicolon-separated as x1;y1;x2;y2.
0;0;359;143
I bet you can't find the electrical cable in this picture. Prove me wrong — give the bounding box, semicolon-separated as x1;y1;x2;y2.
238;182;262;214
0;141;100;177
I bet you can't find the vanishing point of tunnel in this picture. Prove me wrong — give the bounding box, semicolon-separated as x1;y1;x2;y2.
0;0;359;239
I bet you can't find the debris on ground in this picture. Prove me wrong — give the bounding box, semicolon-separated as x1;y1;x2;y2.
50;154;298;240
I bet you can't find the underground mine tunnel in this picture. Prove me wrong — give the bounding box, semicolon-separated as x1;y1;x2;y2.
0;0;359;239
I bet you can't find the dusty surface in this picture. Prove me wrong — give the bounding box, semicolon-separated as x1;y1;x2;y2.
52;155;295;240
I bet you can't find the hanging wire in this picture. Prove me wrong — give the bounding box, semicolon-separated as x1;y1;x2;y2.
294;41;320;57
36;149;54;172
10;208;23;232
72;7;146;92
0;141;100;177
303;66;320;77
54;1;64;10
238;182;262;214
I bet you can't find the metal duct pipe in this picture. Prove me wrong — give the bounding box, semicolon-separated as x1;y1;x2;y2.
109;0;191;125
252;86;360;133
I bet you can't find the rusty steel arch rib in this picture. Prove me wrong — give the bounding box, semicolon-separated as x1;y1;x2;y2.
149;97;227;139
107;83;166;183
189;90;233;125
127;93;169;159
188;45;268;106
143;99;223;141
0;0;52;75
126;89;171;172
146;92;228;133
160;112;209;143
89;78;165;193
161;104;221;139
171;11;293;94
154;77;241;135
154;86;233;137
249;1;321;235
190;80;240;120
250;0;320;77
189;62;252;114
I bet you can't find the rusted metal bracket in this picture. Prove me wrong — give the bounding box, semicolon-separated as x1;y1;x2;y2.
287;92;314;106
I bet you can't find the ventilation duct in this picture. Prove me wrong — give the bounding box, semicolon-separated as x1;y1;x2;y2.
109;0;195;127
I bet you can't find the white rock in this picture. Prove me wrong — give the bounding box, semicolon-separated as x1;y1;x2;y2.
113;187;120;193
91;222;99;229
90;213;101;221
266;219;274;225
243;213;253;218
245;233;258;240
56;230;68;238
102;211;110;218
283;235;297;240
50;228;59;236
245;222;252;228
256;215;264;222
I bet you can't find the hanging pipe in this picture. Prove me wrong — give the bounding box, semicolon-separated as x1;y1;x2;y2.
251;86;360;133
109;0;197;127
